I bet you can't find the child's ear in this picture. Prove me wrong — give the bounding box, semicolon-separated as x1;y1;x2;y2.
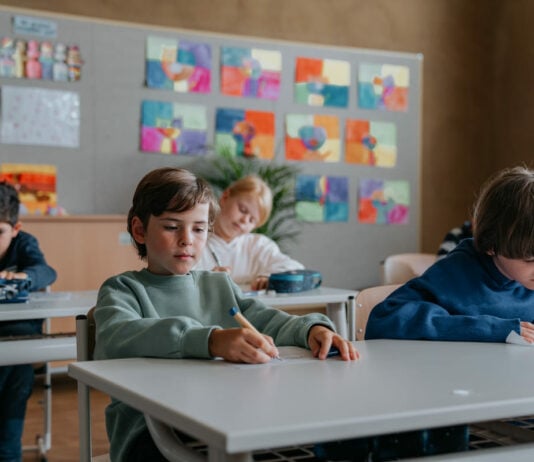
130;216;146;244
219;190;230;205
11;222;22;237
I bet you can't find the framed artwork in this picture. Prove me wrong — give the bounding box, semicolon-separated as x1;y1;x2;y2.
294;57;350;107
145;35;211;93
214;107;275;159
140;100;208;155
220;46;281;100
358;63;409;111
345;119;397;167
358;178;410;224
295;174;349;222
285;113;340;162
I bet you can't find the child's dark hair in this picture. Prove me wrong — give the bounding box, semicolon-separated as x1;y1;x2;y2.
0;181;20;226
127;167;219;258
473;166;534;259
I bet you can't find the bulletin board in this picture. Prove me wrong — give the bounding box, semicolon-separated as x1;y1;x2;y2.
0;6;423;289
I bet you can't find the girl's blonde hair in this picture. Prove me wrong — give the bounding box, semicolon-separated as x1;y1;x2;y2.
225;175;273;227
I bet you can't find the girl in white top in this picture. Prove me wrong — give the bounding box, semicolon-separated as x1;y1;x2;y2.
195;175;304;290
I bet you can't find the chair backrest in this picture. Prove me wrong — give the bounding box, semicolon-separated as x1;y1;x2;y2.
381;253;437;285
75;306;99;462
355;284;401;340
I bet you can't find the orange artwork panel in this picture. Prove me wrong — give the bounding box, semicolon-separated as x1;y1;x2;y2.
221;66;248;96
245;110;275;135
295;57;323;82
285;137;306;160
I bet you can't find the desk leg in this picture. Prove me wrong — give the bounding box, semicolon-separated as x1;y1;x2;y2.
208;447;252;462
326;302;348;339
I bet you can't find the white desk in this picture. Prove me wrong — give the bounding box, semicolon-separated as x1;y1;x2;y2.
253;286;358;340
0;290;97;458
69;340;534;461
0;290;97;365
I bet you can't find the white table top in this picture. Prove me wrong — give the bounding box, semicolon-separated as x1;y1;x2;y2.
254;286;357;307
68;339;534;454
0;290;97;321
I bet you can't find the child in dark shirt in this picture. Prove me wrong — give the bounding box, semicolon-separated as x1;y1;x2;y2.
0;181;57;462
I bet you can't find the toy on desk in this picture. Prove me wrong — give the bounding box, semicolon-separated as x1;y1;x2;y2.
268;269;322;293
0;278;31;303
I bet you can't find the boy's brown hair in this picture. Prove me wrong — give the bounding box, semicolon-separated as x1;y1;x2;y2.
473;165;534;259
0;181;20;226
127;167;219;258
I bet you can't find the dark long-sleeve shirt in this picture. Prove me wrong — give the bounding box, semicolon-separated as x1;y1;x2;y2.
0;230;56;291
366;239;534;343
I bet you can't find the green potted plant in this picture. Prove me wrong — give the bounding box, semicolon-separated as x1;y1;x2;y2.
191;147;302;251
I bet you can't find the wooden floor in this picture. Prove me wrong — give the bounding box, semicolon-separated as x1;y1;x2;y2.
22;371;110;461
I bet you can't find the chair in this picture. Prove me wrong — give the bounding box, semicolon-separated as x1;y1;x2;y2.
354;284;401;340
381;253;437;285
75;308;202;462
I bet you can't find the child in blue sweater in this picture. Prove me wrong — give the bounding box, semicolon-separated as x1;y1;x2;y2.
0;181;57;462
317;166;534;462
366;165;534;342
94;167;358;461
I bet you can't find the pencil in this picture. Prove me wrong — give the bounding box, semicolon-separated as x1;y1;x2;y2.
228;306;281;360
208;244;222;267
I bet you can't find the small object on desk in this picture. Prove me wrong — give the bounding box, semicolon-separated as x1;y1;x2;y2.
327;346;340;357
0;277;31;304
228;306;281;360
268;269;322;293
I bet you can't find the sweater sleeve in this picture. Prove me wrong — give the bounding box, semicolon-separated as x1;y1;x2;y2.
365;246;523;343
11;232;57;291
249;234;304;277
365;281;517;342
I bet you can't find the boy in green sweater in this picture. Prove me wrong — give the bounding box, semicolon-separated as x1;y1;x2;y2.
94;167;358;461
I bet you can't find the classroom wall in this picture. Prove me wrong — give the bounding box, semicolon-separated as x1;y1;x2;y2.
0;0;509;255
1;0;531;272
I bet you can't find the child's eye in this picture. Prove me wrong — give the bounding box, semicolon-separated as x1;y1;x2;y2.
194;227;206;233
164;225;178;231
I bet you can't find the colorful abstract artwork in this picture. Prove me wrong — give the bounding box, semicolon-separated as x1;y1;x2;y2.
285;114;340;162
295;175;349;222
294;57;350;107
358;63;409;111
345;119;397;167
145;36;211;93
214;108;275;159
140;100;208;155
358;178;410;225
0;163;57;215
220;46;281;100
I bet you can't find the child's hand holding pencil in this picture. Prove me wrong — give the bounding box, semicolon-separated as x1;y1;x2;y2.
207;307;280;364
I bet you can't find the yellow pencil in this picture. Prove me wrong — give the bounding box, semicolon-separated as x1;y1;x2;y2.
228;306;281;360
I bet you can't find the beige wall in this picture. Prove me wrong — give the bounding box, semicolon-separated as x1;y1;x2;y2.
2;0;528;252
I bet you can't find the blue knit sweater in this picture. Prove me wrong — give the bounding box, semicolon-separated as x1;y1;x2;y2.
366;239;534;342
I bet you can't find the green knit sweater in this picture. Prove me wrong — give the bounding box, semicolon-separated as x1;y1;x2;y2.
94;269;333;461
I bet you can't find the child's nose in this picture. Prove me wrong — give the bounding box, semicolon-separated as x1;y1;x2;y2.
178;229;193;245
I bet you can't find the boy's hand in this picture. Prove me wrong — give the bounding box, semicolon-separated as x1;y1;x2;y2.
0;270;28;280
308;325;359;361
251;275;269;290
209;328;279;364
520;322;534;343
